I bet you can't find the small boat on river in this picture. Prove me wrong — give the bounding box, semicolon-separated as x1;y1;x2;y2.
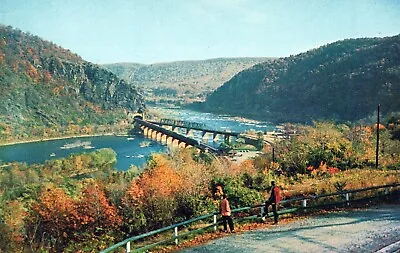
139;141;151;148
60;140;92;149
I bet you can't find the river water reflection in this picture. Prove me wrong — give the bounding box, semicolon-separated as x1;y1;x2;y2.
0;108;276;170
0;136;165;171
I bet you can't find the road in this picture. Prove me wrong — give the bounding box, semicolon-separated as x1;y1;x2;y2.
179;205;400;253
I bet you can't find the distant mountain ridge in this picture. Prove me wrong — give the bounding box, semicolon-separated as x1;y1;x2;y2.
198;35;400;123
0;25;145;142
103;57;272;106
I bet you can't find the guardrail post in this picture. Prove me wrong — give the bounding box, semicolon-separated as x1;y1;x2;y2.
345;193;350;206
213;214;217;231
126;241;131;253
384;188;389;195
302;199;307;212
261;206;265;217
174;227;178;245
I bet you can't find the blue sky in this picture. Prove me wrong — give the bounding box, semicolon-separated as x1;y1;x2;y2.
1;0;399;64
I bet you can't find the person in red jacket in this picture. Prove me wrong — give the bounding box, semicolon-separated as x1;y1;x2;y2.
262;181;281;224
220;193;235;232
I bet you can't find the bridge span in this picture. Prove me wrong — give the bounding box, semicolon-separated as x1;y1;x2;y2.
133;117;275;154
134;118;220;153
147;119;240;143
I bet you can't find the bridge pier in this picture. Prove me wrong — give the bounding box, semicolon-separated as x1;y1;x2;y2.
151;130;157;140
156;132;162;142
172;139;180;148
166;136;173;146
186;129;194;137
213;133;220;142
202;132;212;142
145;127;152;139
161;134;167;145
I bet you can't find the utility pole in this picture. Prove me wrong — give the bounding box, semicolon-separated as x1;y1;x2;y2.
272;147;275;163
375;104;380;169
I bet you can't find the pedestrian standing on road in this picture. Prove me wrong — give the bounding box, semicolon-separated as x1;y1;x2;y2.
220;193;235;233
262;181;281;224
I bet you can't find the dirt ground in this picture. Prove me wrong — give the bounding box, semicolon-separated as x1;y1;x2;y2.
228;150;262;164
179;204;400;253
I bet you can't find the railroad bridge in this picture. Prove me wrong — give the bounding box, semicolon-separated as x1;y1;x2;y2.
133;118;224;153
147;119;240;143
132;115;273;153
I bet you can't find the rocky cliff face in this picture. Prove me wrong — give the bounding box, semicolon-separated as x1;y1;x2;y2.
42;58;145;111
0;25;145;142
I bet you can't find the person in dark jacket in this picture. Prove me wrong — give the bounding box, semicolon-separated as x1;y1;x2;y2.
262;181;281;224
220;193;235;232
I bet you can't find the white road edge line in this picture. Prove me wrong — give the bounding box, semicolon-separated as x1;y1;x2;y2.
375;240;400;253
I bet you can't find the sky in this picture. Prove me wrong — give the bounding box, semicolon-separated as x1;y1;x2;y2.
1;0;399;64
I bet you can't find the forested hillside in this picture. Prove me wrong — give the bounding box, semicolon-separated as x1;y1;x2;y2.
103;57;271;106
199;35;400;123
0;25;145;143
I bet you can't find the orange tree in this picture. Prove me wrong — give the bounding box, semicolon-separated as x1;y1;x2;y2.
122;153;183;232
26;185;79;252
121;149;233;234
121;180;146;235
67;180;123;251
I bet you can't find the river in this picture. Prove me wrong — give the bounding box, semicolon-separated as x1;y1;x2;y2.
0;108;276;170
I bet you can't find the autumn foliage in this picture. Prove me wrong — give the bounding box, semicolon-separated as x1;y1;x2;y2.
26;182;122;251
26;186;79;251
78;182;122;233
0;122;399;252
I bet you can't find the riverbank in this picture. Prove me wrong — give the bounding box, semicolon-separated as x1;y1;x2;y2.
0;134;165;170
0;132;130;147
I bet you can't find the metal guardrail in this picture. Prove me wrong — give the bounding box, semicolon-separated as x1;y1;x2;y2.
100;183;400;253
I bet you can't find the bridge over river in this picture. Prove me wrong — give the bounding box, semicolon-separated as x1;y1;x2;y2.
133;117;276;154
134;118;225;153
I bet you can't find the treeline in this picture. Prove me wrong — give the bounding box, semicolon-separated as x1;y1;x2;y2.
0;122;399;252
200;35;400;123
103;57;272;106
0;117;131;145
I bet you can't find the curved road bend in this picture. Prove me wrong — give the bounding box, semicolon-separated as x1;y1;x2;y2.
179;205;400;253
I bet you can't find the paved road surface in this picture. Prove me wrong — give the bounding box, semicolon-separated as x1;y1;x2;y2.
180;205;400;253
